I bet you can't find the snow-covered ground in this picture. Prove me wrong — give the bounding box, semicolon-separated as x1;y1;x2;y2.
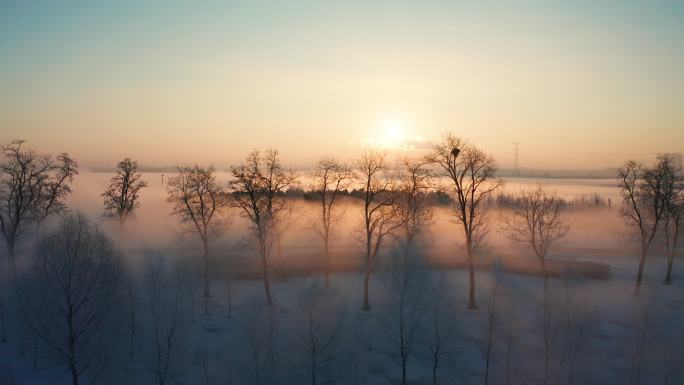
2;251;682;385
1;174;680;384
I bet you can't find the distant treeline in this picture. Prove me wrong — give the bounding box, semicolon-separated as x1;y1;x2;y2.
490;191;612;209
89;165;623;179
276;187;611;209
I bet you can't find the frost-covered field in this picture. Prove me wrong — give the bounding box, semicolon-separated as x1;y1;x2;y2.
1;173;681;385
2;252;683;385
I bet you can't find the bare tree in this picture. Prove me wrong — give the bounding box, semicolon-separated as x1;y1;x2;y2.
0;139;76;277
426;134;502;309
631;289;654;385
0;296;6;343
424;277;459;385
355;151;404;311
262;149;297;278
379;243;426;385
125;273;138;361
167;165;228;314
199;348;235;385
501;184;570;290
225;272;236;319
349;313;364;385
539;295;557;385
503;296;516;385
310;157;352;287
618;157;670;294
20;213;123;385
661;158;683;285
294;282;344;385
144;253;187;385
102;158;148;233
398;158;435;250
230;149;296;305
483;269;502;385
230;152;272;305
554;273;595;385
33;152;78;235
373;157;435;385
241;306;276;385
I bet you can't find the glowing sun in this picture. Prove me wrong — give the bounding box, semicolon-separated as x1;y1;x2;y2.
380;119;406;148
362;117;427;150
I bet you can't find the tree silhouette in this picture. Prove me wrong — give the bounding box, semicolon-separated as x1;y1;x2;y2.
310;157;352;287
501;184;570;290
20;213;123;385
355;151;404;311
167;165;228;313
427;134;502;309
617;156;670;294
0;139;77;277
102;158;147;227
230;149;295;305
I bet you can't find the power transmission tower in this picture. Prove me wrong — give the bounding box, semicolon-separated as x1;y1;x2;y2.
513;141;520;174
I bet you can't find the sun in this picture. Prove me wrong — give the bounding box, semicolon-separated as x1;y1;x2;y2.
381;119;406;147
362;117;416;149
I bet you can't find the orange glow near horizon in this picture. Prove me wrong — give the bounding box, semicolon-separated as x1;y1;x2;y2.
0;1;682;170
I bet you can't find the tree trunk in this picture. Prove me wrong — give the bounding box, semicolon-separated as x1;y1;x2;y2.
33;337;38;370
258;231;274;306
118;219;125;251
71;364;79;385
324;236;330;288
227;282;233;318
432;357;438;385
311;352;317;385
0;295;7;343
362;269;371;311
467;242;477;309
635;227;660;295
484;335;492;385
541;258;549;291
362;235;372;311
544;349;549;385
401;357;407;385
262;254;273;306
634;247;647;295
203;239;210;315
664;229;678;285
485;297;495;385
128;286;136;360
665;250;675;285
506;320;513;385
190;286;196;323
35;219;43;243
274;229;284;279
7;242;16;280
543;333;550;385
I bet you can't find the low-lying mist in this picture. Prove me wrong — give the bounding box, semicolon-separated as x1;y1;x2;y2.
4;172;683;385
62;172;631;279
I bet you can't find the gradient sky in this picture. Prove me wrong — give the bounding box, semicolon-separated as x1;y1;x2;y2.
1;0;682;169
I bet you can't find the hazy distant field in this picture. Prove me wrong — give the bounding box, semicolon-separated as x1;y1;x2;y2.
64;172;625;253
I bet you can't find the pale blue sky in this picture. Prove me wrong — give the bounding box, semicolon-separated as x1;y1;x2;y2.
1;0;682;168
